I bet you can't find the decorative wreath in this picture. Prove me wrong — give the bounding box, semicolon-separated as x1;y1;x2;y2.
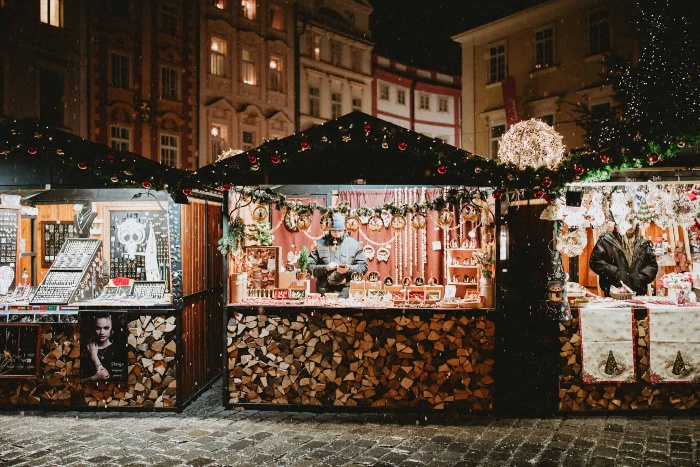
344;216;360;232
297;214;312;231
390;215;407;231
363;245;375;261
376;247;390;262
411;213;426;229
437;209;454;229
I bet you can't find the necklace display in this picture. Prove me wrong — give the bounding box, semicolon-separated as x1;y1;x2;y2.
75;207;97;236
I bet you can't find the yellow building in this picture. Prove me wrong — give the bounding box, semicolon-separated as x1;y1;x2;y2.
452;0;637;159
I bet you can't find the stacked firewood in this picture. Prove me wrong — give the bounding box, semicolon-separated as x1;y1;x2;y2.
227;310;495;410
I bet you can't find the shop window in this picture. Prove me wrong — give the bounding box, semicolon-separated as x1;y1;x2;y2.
242;131;255;151
490;123;506;160
241;49;256;85
241;0;256;20
40;0;63;27
309;86;320;117
419;94;430;110
110;53;130;89
39;68;64;127
160;133;179;167
210;37;226;76
268;57;283;92
397;89;406;106
330;40;342;66
438;96;448;113
268;4;284;30
379;83;389;101
110;125;131;151
161;66;179;100
331;92;342;119
352;97;362;111
534;26;555;70
488;41;507;84
588;8;611;55
311;33;321;60
161;3;179;35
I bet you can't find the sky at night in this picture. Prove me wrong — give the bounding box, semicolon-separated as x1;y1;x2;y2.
369;0;549;74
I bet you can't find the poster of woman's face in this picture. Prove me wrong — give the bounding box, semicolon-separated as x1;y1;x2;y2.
80;312;128;383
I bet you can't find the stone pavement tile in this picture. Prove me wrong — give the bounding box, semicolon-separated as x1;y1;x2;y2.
560;453;588;466
671;441;693;453
185;457;216;466
537;447;564;463
379;450;410;464
588;456;616;467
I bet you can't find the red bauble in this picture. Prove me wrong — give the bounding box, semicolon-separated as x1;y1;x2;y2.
78;162;87;170
492;190;502;200
648;153;660;164
573;165;584;176
534;189;545;199
541;176;552;188
600;154;609;164
182;188;192;196
27;147;37;155
300;140;310;150
397;142;408;151
363;123;371;133
108;154;116;163
437;165;447;175
270;154;281;164
142;181;152;189
222;183;232;191
247;154;257;164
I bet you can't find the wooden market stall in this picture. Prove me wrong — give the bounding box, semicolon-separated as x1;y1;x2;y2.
0;119;222;411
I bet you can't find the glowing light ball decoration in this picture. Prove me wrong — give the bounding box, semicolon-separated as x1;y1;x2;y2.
497;119;565;170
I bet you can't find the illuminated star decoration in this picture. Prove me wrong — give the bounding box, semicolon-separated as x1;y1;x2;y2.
497;119;565;170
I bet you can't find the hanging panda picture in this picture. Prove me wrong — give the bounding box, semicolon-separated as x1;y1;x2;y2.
109;211;169;284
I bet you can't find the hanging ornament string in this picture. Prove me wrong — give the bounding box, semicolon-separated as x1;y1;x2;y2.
420;187;427;280
301;228;325;241
358;228;399;247
459;202;464;245
268;207;287;233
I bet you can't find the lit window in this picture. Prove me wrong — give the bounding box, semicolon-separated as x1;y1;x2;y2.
438;97;448;113
489;124;506;160
110;53;130;89
488;42;507;84
309;86;320;117
352;97;362;111
379;84;389;101
40;0;63;27
397;89;406;106
242;131;255;151
331;92;342;119
419;94;430;110
241;49;256;85
269;57;283;92
161;3;178;35
241;0;256;20
160;133;179;167
110;126;131;151
210;37;226;76
268;5;284;30
161;66;179;100
330;41;342;66
311;34;321;60
534;26;554;69
588;9;611;55
211;124;226;160
211;0;225;9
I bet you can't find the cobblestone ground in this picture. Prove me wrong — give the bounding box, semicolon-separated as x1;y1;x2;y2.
0;379;699;467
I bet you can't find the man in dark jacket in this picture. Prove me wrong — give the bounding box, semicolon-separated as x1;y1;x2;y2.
308;213;368;297
590;221;658;297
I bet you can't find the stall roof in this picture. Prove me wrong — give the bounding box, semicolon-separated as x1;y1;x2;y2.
0;118;189;203
193;111;499;188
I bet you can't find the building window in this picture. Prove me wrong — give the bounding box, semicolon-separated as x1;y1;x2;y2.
438;96;448;113
110;125;131;151
418;94;430;110
242;131;255;151
590;102;611;119
331;92;342;119
112;0;130;18
268;5;284;30
268;57;283;92
309;86;320;117
211;0;225;9
39;68;64;127
330;41;342;66
241;49;256;85
489;124;506;159
539;114;554;126
352;97;362;111
40;0;63;27
210;37;226;76
210;124;225;160
379;84;389;101
241;0;256;20
397;89;406;106
161;3;178;35
588;9;611;55
534;26;554;70
311;34;321;60
160;133;179;167
161;66;179;100
488;42;507;84
350;48;362;72
110;53;130;89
